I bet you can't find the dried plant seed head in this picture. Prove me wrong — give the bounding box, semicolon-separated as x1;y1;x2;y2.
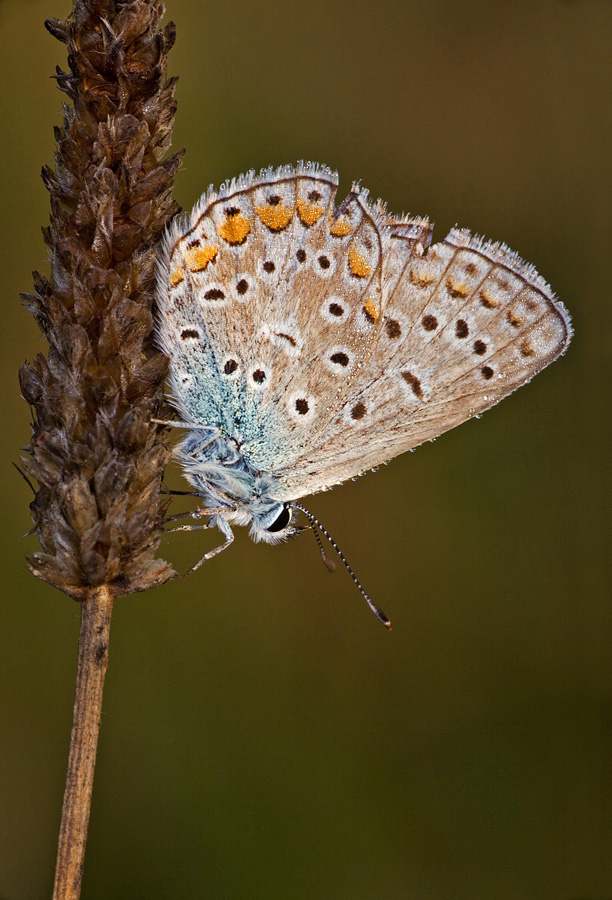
19;0;185;598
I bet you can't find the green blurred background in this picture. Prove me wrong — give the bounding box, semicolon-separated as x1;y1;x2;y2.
1;0;610;897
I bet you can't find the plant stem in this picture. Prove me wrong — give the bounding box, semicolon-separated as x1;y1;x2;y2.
52;585;114;900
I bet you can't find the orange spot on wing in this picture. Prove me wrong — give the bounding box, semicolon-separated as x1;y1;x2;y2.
446;276;470;299
256;202;294;231
296;197;324;226
185;245;218;272
170;268;184;287
218;212;251;245
409;266;436;288
479;287;500;308
348;245;371;278
507;310;524;327
364;298;379;321
330;215;351;237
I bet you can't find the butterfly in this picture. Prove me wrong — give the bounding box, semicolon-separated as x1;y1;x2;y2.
155;162;571;627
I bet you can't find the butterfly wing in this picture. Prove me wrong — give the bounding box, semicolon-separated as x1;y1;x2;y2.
272;224;572;500
157;163;403;471
157;165;571;504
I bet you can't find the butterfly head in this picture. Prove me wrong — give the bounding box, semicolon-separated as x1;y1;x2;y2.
247;502;302;545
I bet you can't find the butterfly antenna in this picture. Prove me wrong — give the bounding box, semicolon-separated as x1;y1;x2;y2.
311;521;337;573
291;502;392;630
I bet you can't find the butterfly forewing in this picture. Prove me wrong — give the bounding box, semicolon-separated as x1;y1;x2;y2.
158;165;396;471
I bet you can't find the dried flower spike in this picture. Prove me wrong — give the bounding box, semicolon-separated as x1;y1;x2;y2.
20;0;184;599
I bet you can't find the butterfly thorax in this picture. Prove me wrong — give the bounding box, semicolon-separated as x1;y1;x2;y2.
175;427;293;543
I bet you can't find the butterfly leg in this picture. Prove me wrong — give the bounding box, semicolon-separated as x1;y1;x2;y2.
164;509;235;574
152;418;223;432
164;507;235;529
164;510;199;524
182;519;235;575
152;418;196;428
162;487;205;496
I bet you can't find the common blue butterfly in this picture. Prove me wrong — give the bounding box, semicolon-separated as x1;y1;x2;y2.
156;163;571;626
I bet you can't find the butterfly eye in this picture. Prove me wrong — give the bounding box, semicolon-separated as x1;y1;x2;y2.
266;506;291;533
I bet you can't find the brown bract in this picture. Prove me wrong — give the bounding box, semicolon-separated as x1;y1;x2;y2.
19;0;184;599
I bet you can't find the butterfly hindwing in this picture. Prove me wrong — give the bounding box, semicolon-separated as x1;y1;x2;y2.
273;225;571;498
